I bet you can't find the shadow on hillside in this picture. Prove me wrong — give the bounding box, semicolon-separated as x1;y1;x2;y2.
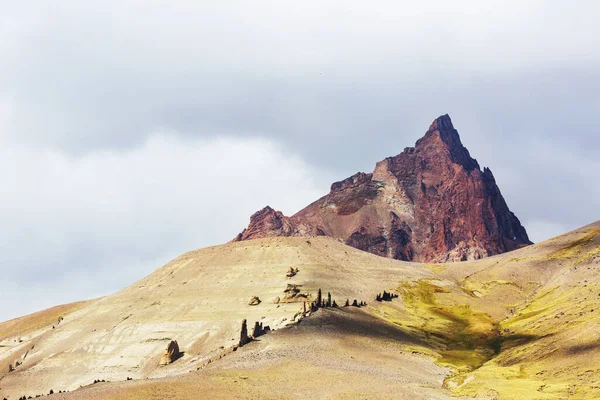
563;340;600;356
292;307;431;347
494;333;553;353
278;305;558;374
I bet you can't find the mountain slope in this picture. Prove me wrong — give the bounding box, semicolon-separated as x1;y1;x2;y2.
42;309;460;400
0;236;441;398
1;222;598;399
234;114;531;263
379;221;600;399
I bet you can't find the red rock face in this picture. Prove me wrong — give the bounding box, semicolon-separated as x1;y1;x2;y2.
233;115;532;262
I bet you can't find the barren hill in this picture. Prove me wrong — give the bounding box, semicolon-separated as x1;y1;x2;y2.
234;115;531;263
1;222;599;399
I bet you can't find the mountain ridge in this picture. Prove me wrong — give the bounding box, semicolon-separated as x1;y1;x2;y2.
234;114;531;262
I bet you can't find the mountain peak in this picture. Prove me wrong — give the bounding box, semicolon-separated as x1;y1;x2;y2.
427;113;454;132
415;113;479;172
234;206;293;241
234;116;531;262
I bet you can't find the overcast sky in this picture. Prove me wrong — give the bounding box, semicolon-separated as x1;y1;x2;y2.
1;1;599;322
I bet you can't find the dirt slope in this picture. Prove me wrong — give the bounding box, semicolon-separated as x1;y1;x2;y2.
51;308;462;400
1;222;599;399
0;236;438;398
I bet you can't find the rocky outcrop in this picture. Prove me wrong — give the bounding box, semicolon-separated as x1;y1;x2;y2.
234;207;296;241
233;114;531;262
286;266;299;278
159;340;180;365
239;319;250;347
252;321;269;338
282;284;308;302
248;296;261;306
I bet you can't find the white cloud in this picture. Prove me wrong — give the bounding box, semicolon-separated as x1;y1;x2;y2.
0;134;331;321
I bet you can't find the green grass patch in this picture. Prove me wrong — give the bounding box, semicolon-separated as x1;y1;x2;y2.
396;279;500;373
549;229;600;263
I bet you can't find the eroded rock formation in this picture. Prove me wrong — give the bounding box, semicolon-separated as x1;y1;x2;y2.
252;321;264;338
159;340;180;365
282;284;309;302
233;115;531;262
248;296;261;306
286;266;299;278
239;319;250;347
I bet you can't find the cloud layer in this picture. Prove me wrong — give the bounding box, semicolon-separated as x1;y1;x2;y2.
1;1;598;321
0;135;331;321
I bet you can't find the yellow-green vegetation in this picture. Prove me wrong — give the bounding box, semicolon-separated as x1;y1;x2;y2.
548;229;600;264
503;287;559;326
380;269;600;399
385;279;500;374
423;264;447;274
460;278;522;297
451;281;600;399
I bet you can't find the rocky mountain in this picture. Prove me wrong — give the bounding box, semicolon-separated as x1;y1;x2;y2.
234;114;531;262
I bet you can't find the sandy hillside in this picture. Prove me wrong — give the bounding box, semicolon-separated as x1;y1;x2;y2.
0;236;439;398
50;308;463;400
1;221;599;399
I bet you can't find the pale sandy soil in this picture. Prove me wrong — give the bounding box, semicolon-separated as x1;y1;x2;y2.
51;308;463;400
0;236;435;398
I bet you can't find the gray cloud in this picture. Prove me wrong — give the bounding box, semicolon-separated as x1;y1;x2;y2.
0;1;599;320
0;135;333;321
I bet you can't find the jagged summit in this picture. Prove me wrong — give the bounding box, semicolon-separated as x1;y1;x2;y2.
417;114;480;171
234;115;532;262
234;206;295;241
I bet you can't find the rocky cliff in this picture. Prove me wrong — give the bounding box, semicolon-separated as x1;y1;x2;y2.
233;114;531;262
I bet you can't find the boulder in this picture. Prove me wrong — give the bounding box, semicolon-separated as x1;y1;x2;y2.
248;296;261;306
159;340;180;365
